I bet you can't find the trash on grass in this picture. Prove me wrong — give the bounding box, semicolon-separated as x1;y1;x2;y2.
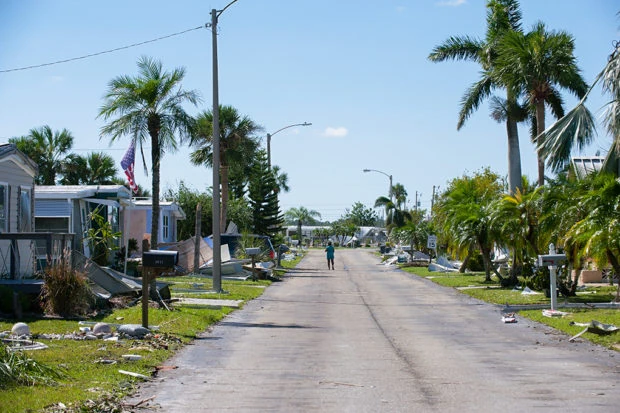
542;309;569;318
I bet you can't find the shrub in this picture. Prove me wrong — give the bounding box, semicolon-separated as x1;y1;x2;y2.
40;257;93;317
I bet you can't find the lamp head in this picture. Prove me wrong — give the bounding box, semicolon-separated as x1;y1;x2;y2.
363;169;371;173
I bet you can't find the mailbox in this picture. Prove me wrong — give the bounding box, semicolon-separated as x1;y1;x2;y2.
142;250;178;268
245;247;261;256
537;253;567;267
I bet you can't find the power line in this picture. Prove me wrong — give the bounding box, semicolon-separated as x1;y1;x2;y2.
0;25;205;73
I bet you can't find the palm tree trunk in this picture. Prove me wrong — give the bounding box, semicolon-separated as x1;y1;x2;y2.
506;92;522;194
150;134;160;250
536;102;546;186
220;164;229;232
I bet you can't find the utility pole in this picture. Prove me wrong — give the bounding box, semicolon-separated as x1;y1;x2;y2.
210;7;222;293
431;185;436;213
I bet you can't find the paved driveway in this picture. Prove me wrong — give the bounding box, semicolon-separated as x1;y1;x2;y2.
125;248;619;412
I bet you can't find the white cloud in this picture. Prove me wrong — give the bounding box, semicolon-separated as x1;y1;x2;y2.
436;0;467;6
323;127;348;138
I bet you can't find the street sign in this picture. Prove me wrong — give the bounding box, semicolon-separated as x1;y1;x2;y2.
427;235;437;249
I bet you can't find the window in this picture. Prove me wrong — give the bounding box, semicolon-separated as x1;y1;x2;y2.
19;187;32;232
0;183;7;232
162;214;169;240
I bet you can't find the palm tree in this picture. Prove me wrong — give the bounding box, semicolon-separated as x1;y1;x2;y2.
98;56;199;249
496;22;588;186
564;172;620;301
189;105;262;231
271;165;290;194
284;206;322;243
60;152;118;185
9;125;74;185
538;41;619;174
374;196;411;231
390;183;408;210
433;168;504;281
428;0;524;194
491;177;544;284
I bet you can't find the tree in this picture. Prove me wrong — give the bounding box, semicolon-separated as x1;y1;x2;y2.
538;40;619;174
564;172;620;301
60;152;118;185
98;56;199;249
10;125;74;185
189;105;262;231
496;22;588;186
330;220;359;247
428;0;524;194
284;207;322;242
491;177;544;284
433;168;505;281
374;196;411;231
164;182;213;241
391;209;430;255
390;183;408;210
344;202;378;226
248;150;284;238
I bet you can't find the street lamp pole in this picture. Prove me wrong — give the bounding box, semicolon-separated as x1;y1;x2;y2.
210;0;237;293
267;122;311;168
363;168;393;202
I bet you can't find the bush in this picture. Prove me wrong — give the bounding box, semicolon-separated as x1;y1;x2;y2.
466;252;485;272
40;257;93;317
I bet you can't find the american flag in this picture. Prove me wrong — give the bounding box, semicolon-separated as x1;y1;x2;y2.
121;140;139;194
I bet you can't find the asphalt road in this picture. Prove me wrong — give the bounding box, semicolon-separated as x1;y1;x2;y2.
125;248;619;412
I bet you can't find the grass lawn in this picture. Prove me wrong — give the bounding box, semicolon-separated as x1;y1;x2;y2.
401;265;620;350
0;253;306;413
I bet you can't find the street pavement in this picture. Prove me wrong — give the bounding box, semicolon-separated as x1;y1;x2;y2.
125;248;620;412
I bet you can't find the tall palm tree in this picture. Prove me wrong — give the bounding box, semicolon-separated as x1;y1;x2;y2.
284;206;322;242
390;183;408;210
98;56;199;249
374;196;411;231
189;105;262;231
428;0;524;194
496;22;588;186
538;41;619;174
60;152;118;185
10;125;74;185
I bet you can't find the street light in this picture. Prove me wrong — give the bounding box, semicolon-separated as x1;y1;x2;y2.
209;0;238;293
267;122;312;168
363;169;393;201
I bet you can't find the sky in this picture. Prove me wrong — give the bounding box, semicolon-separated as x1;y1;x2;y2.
0;0;618;222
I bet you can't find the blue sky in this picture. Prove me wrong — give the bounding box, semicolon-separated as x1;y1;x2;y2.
0;1;617;222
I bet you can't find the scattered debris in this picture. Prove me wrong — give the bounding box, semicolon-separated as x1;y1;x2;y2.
502;313;517;323
569;320;619;342
542;309;570;318
118;369;149;380
117;324;151;339
122;354;142;361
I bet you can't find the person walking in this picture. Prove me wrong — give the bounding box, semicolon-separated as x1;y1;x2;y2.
325;241;335;270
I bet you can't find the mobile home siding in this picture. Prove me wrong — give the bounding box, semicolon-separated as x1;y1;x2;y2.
0;157;36;232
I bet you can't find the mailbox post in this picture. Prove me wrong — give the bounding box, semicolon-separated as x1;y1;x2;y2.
246;247;261;280
537;244;566;311
141;250;178;328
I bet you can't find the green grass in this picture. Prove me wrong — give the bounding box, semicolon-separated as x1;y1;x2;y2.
520;308;620;349
402;265;620;350
0;276;270;412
